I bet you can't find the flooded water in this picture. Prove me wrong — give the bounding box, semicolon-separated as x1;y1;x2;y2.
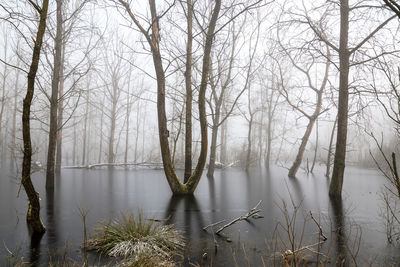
0;165;399;266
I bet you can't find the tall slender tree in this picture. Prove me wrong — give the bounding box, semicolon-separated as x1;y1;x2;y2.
46;0;63;188
22;0;49;234
305;0;396;197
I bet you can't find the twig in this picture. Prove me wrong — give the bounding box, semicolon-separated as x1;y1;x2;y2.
3;241;14;256
216;200;262;235
309;211;328;241
203;219;227;231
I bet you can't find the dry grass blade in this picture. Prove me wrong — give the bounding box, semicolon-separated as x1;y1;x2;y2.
87;212;185;266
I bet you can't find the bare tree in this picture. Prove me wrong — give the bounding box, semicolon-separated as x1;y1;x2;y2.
303;0;396;197
276;37;331;177
22;0;49;234
206;18;248;177
116;0;221;194
46;0;63;189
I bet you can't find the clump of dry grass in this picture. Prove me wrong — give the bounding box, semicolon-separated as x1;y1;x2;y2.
87;212;184;266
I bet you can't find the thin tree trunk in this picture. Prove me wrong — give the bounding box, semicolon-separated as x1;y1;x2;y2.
266;113;272;169
220;116;227;164
207;125;219;177
311;119;319;173
22;0;49;234
134;103;140;163
108;79;117;164
326;117;337;177
46;0;63;188
82;89;89;166
184;0;193;183
10;53;20;170
124;100;130;164
288;118;317;177
275;111;287;164
98;93;105;163
0;35;8;162
246;115;253;171
73;117;76;165
55;43;65;175
330;0;350;198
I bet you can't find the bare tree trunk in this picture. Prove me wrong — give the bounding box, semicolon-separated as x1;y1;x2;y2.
329;0;349;198
124;105;130;164
220;116;227;164
207;125;219;176
288;118;318;177
55;43;65;175
258;103;264;165
134;103;140;163
98;93;105;163
184;0;193;183
275;111;287;164
124;82;132;164
0;34;8;163
326;117;337;177
73;117;76;165
10;51;20;170
310;119;319;173
22;0;49;234
82;89;89;166
246;115;253;171
265;113;272;168
118;0;221;193
108;77;118;164
46;0;63;188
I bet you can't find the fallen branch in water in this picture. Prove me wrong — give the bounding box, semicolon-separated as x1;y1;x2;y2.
215;200;263;235
63;162;163;169
203;219;227;231
309;211;328;241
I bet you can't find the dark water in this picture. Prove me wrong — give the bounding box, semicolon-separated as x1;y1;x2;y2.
0;165;399;266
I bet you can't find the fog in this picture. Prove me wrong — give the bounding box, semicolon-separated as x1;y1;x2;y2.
1;0;400;266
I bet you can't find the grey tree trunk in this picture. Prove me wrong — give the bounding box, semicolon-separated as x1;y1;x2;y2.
108;77;118;164
72;117;76;165
98;93;105;163
207;124;219;177
326;117;337;177
0;35;8;163
10;51;20;170
55;43;65;175
288;118;318;177
22;0;49;234
81;89;89;165
184;0;193;183
329;0;349;198
46;0;63;189
310;119;319;173
220;115;227;164
246;115;254;171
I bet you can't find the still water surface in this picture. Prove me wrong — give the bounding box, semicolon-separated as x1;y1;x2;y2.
0;165;399;266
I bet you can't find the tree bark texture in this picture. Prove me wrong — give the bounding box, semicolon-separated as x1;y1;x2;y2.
150;0;220;193
55;43;65;175
22;0;49;234
46;0;63;188
329;0;349;198
184;0;193;183
326;117;337;177
287;47;330;178
118;0;221;193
